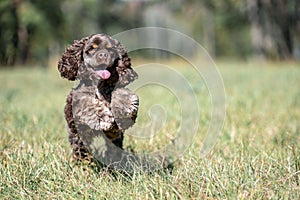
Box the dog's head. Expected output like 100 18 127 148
58 34 137 86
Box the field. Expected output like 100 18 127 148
0 61 299 199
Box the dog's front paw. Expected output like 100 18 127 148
94 101 114 131
98 117 114 131
111 88 139 130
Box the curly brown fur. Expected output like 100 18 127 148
58 34 138 161
58 37 89 80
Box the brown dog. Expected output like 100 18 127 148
58 34 138 161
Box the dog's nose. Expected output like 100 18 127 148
96 49 110 64
98 52 108 58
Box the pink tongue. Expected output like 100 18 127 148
96 70 111 79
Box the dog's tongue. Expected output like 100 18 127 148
96 70 111 79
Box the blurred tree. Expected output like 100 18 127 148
0 0 64 66
247 0 300 60
0 0 20 66
95 0 144 34
178 0 250 59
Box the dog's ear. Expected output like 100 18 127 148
116 54 138 87
58 37 89 80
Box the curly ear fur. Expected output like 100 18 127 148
111 39 138 87
58 37 89 80
116 54 138 87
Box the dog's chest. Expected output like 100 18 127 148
72 85 110 109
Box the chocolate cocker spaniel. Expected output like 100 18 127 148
58 34 139 161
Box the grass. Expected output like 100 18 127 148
0 61 299 199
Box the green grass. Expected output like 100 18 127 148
0 61 299 199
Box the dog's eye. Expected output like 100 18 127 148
86 45 98 54
92 44 98 49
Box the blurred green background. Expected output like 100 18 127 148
0 0 300 67
1 1 300 198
